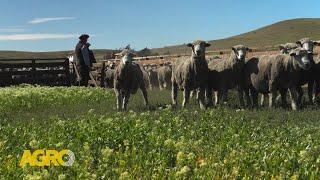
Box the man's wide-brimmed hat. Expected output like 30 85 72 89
79 34 89 40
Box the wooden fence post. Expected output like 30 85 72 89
31 59 36 85
65 58 71 86
100 62 106 87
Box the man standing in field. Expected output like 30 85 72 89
75 34 95 86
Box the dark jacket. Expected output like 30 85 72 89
75 41 96 67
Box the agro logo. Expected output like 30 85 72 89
19 149 75 167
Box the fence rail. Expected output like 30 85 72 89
0 58 70 87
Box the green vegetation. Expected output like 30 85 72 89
1 86 320 179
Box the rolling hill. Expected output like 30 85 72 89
0 18 320 59
151 18 320 55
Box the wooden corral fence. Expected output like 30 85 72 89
70 61 107 87
0 58 70 87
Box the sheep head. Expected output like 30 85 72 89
296 38 320 53
279 43 298 54
187 40 211 57
117 49 136 65
231 45 251 61
289 48 312 70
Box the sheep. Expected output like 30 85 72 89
103 63 116 88
141 68 151 90
147 68 159 90
157 65 172 90
314 56 320 101
260 43 299 106
244 48 312 110
295 38 320 104
207 45 251 107
296 38 320 53
104 68 115 88
171 40 211 109
114 49 148 110
261 39 320 107
279 43 299 54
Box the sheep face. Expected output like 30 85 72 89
109 62 116 69
232 45 251 61
279 43 298 54
147 69 153 76
121 54 134 65
296 38 320 53
187 40 211 57
117 49 135 65
290 48 312 70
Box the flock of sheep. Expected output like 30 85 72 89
104 38 320 111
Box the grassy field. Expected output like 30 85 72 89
1 86 320 179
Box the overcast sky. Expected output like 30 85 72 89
0 0 319 52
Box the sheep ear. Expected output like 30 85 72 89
296 41 302 47
289 51 296 56
186 43 193 47
314 41 320 46
279 45 285 50
232 47 236 51
205 42 211 47
246 47 252 52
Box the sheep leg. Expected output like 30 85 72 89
222 89 228 105
250 88 259 109
182 88 191 109
158 80 161 90
159 82 164 90
140 86 149 108
308 81 315 104
314 79 320 103
260 94 265 107
165 82 169 89
158 78 163 90
244 88 251 108
275 94 282 103
190 89 198 100
206 87 214 107
260 94 264 106
214 91 217 105
237 87 245 108
196 90 199 101
280 88 288 108
115 89 123 110
296 86 303 109
198 88 206 110
172 82 178 106
190 90 194 99
122 91 130 110
268 91 277 108
268 81 277 108
289 87 298 111
215 91 220 105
